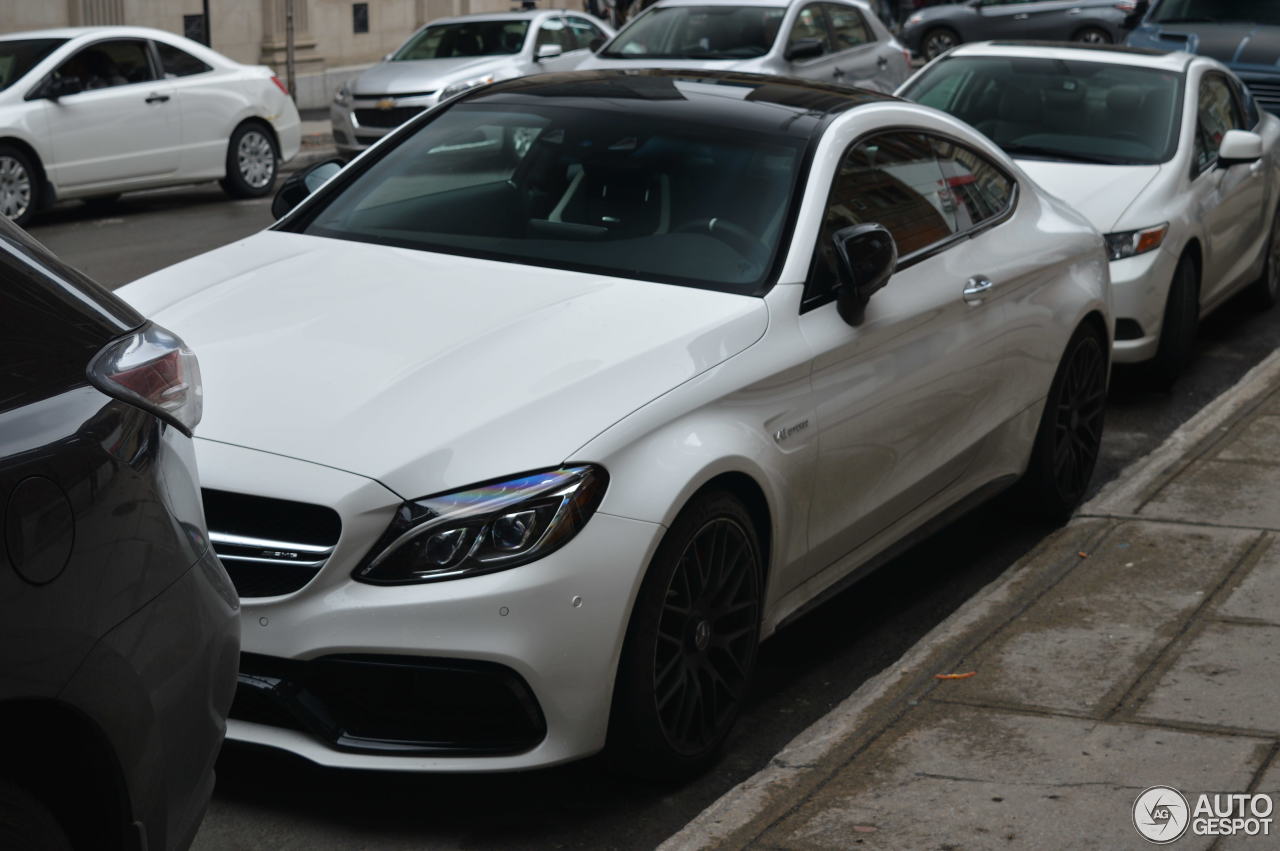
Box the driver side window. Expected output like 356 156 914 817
1195 73 1245 174
788 5 831 58
54 39 154 91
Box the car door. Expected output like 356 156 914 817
819 2 891 91
151 38 226 178
1193 70 1267 303
565 15 610 56
39 38 179 189
974 0 1054 39
795 130 1016 586
783 3 841 82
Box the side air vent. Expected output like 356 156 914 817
203 489 341 598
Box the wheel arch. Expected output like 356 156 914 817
0 698 131 850
225 115 280 172
683 470 773 591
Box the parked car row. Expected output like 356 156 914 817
3 1 1280 845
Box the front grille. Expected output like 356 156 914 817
231 653 547 755
1242 76 1280 115
203 489 340 598
354 106 425 128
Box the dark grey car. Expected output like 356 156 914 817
902 0 1133 58
0 218 239 850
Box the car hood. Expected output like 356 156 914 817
352 56 511 93
1014 160 1161 233
117 232 768 499
1134 21 1280 67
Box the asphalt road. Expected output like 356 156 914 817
26 184 1280 850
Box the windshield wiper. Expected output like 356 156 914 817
1001 144 1138 165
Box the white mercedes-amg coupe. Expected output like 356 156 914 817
119 70 1111 778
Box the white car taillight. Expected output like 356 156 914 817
87 323 203 435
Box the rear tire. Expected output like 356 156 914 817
922 27 960 60
1149 255 1200 388
0 779 72 851
0 143 40 227
607 491 762 780
1072 27 1112 44
220 122 279 198
1016 322 1108 523
1246 206 1280 310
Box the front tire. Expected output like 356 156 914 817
1017 322 1108 522
0 144 40 227
0 779 72 851
1246 206 1280 310
1072 27 1112 44
220 122 279 198
607 491 762 780
1150 255 1200 387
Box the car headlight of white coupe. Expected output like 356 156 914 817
1104 223 1168 261
441 74 496 99
354 465 608 584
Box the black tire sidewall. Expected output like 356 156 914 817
924 28 959 59
607 491 762 779
0 779 72 851
223 122 278 198
1074 27 1112 43
0 143 40 227
1151 256 1199 386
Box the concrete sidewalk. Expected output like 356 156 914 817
664 350 1280 850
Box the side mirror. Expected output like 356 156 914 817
589 36 606 52
1218 129 1264 168
536 43 563 60
785 39 824 62
831 223 898 325
272 158 344 219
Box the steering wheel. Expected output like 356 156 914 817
674 217 770 260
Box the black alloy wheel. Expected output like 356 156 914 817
608 492 762 779
1018 323 1108 521
0 778 72 851
1247 206 1280 310
923 27 960 59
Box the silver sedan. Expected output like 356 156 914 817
330 10 613 158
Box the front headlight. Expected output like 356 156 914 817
1104 223 1169 261
906 13 924 25
354 465 608 585
441 74 496 99
333 83 352 107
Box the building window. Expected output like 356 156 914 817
353 3 369 34
183 13 208 45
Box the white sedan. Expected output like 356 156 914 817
0 26 301 225
900 42 1280 384
120 69 1109 777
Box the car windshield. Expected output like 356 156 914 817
292 101 805 291
902 56 1184 166
1151 0 1280 26
600 6 786 59
0 38 67 91
392 20 529 60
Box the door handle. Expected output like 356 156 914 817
962 276 995 304
145 93 170 104
833 67 845 78
877 55 888 68
1067 7 1083 14
1012 13 1029 20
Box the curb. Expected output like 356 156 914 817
658 345 1280 851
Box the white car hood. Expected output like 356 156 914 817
118 232 768 499
1014 160 1162 233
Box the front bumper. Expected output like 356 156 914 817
1107 245 1179 364
227 509 664 771
330 91 441 157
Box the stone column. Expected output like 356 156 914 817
259 0 324 75
67 0 124 25
416 0 471 26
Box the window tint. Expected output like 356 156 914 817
788 5 831 56
56 39 154 90
1229 75 1261 128
0 38 66 92
566 17 607 50
812 132 1013 292
1197 73 1245 172
393 21 529 59
602 5 786 60
155 41 212 77
822 3 871 50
